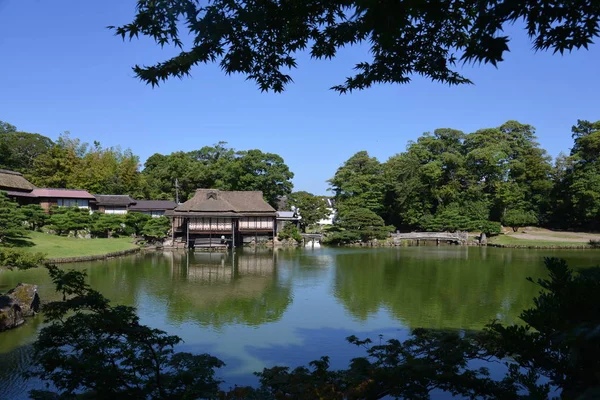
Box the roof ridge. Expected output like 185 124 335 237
0 169 24 176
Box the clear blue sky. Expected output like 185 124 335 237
1 1 599 195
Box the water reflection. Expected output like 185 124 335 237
157 250 292 328
331 247 592 330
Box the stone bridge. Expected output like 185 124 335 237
391 231 469 244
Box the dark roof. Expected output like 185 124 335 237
129 200 177 211
5 190 37 198
31 188 96 199
94 195 136 207
0 169 34 192
175 189 276 214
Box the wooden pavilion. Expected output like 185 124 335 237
167 189 277 249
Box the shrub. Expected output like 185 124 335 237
49 207 91 236
90 214 126 238
20 204 49 231
124 212 151 236
277 224 302 242
141 216 171 241
334 208 394 242
0 248 46 270
501 209 538 232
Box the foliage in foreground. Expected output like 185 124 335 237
29 258 600 399
28 265 224 399
112 1 599 92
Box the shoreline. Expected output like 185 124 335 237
46 247 142 264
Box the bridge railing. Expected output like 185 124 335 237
391 232 469 242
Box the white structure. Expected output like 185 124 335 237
317 198 336 226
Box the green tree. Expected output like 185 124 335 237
20 204 49 231
277 223 302 243
141 216 171 241
501 209 538 232
330 208 394 243
329 151 385 215
0 192 27 244
30 134 143 195
124 212 152 236
550 120 600 230
0 120 17 134
0 131 54 174
112 1 599 92
142 151 203 201
90 214 126 238
30 133 83 188
28 265 224 399
49 207 91 236
221 149 294 207
288 191 329 232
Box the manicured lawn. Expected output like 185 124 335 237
21 231 138 259
488 235 589 248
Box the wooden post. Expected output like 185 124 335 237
231 220 235 249
171 217 175 244
186 218 189 249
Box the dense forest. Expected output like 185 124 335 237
329 120 600 234
1 119 599 232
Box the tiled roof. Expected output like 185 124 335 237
129 200 177 211
175 189 276 214
31 188 96 199
94 195 137 207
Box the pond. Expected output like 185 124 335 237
0 247 598 398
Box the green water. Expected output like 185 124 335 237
0 247 598 398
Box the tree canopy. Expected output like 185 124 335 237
112 1 600 92
331 120 557 234
142 144 294 207
0 120 54 174
288 191 329 232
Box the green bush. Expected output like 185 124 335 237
0 248 46 270
124 212 152 236
277 224 302 242
49 207 91 236
141 216 171 241
20 204 49 231
501 209 538 232
328 208 394 244
90 214 126 238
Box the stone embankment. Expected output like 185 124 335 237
0 283 40 331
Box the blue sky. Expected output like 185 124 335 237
1 0 599 195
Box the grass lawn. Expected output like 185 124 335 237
21 231 138 259
488 235 589 248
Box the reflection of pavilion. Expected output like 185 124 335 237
160 249 291 328
169 250 277 283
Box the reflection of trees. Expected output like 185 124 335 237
333 248 550 330
159 249 292 328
